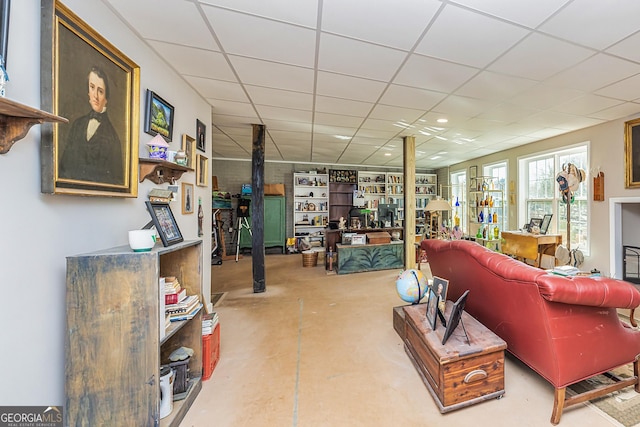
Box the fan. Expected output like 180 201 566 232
555 163 586 265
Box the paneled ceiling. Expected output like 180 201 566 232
104 0 640 169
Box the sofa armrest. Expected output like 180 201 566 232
536 274 640 308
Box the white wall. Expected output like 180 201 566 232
448 117 640 274
0 0 211 405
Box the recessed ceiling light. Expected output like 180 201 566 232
437 118 448 123
334 135 351 140
384 153 392 156
430 155 441 160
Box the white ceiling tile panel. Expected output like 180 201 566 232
448 0 570 28
313 112 365 128
589 102 640 121
198 0 318 27
507 84 584 110
546 54 640 92
538 0 640 50
455 71 538 102
316 72 387 103
553 94 623 116
488 33 594 81
368 104 425 124
318 34 408 81
210 100 258 118
228 57 315 93
245 86 313 110
314 96 374 117
148 41 232 81
379 84 446 110
186 77 248 102
394 54 479 93
606 32 640 63
321 0 441 50
595 74 640 102
109 0 219 48
415 4 528 68
202 7 317 67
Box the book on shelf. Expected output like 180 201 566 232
166 295 199 315
165 288 187 305
169 303 203 322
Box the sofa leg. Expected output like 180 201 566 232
551 387 565 425
635 359 640 393
631 308 638 327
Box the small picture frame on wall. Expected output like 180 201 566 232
625 118 640 188
196 119 206 152
181 134 196 169
182 182 194 214
144 89 174 142
196 154 208 187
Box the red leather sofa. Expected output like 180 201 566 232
421 239 640 424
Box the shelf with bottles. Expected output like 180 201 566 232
468 176 504 240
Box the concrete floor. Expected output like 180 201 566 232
180 254 619 427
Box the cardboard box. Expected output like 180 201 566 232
265 183 285 196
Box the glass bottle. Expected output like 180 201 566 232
197 197 204 237
493 212 498 223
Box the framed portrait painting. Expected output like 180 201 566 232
625 118 640 188
196 119 206 152
40 0 140 197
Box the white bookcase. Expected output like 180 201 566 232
293 172 329 246
357 171 387 217
386 172 404 224
415 173 437 234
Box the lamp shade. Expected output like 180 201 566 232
427 199 451 212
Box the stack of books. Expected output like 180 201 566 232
202 312 219 336
550 265 580 276
166 295 201 322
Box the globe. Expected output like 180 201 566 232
396 269 428 304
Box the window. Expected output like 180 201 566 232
483 161 507 234
518 144 589 254
450 171 467 233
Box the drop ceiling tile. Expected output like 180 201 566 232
314 112 365 128
314 96 374 117
268 130 312 143
198 0 318 27
589 102 640 121
245 86 313 110
316 71 387 103
432 95 498 118
538 0 640 50
211 114 257 127
210 100 258 118
228 56 314 93
553 94 623 116
360 118 407 133
455 71 538 102
488 33 593 81
394 54 479 93
203 7 316 67
319 34 407 81
606 32 640 63
507 84 583 110
553 116 605 131
107 0 219 48
379 84 446 111
448 0 568 28
312 124 359 137
186 77 247 101
595 74 640 102
321 0 440 50
148 41 232 81
368 104 425 124
416 4 528 68
477 103 540 123
546 53 640 92
354 127 400 140
261 119 313 132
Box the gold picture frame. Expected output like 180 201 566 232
181 134 196 169
625 117 640 188
181 182 194 214
196 154 208 187
40 0 140 197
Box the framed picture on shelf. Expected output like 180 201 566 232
144 89 174 142
540 214 553 235
425 287 438 331
196 154 208 187
432 276 448 313
145 201 183 247
181 134 196 169
40 1 140 197
182 182 194 214
196 119 206 152
442 290 470 345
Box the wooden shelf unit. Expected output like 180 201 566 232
0 96 68 154
139 158 193 184
65 240 204 427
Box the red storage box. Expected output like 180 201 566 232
202 323 220 380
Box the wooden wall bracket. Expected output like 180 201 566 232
139 158 192 184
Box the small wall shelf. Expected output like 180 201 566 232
0 97 68 154
139 158 192 184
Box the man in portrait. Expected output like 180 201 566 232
59 65 123 185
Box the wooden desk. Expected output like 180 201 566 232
501 231 562 268
402 303 506 413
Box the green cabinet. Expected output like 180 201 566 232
239 196 286 252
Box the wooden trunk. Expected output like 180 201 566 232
403 303 506 413
366 231 391 244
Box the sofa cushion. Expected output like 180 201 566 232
537 274 640 309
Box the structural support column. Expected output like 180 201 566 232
403 136 416 269
251 124 266 293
